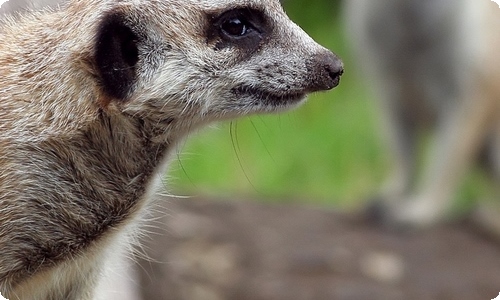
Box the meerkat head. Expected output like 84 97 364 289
92 0 343 126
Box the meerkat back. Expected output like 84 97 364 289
0 0 342 299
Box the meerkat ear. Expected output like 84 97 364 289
94 13 139 100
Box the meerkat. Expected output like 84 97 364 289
344 0 500 228
0 0 343 299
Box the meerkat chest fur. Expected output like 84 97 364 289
0 0 342 299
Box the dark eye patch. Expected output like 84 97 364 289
206 8 270 52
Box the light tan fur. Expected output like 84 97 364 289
344 0 500 227
0 0 343 299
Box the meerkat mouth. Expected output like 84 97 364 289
233 86 306 106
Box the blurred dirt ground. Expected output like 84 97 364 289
129 197 500 300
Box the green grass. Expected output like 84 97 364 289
167 2 390 207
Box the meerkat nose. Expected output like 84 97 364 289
309 51 344 91
325 53 344 89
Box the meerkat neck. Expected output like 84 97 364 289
3 105 176 293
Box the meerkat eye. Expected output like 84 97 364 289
221 17 251 37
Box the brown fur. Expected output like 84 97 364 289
0 0 342 299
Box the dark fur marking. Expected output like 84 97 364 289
206 7 271 54
95 12 139 100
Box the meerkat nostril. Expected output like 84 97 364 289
327 59 344 78
323 54 344 89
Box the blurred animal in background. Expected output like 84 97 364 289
344 0 500 231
